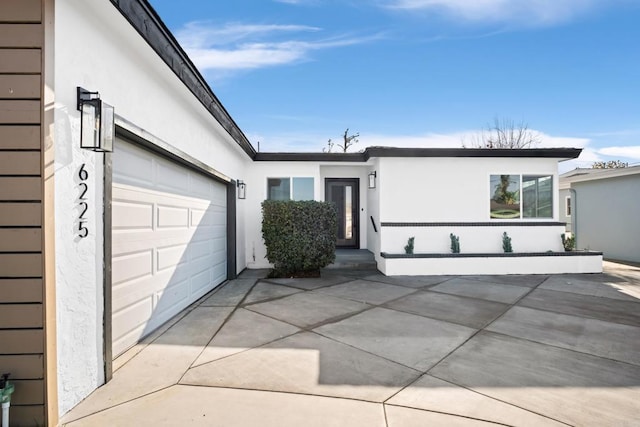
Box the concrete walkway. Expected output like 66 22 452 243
62 261 640 426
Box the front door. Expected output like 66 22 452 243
325 178 359 248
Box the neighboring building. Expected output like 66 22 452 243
560 165 640 263
0 0 600 425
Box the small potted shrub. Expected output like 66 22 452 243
450 233 460 253
502 232 513 253
404 237 415 254
561 233 575 251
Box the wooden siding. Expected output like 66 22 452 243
0 1 50 425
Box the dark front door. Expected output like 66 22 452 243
325 178 359 248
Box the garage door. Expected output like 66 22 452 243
111 138 227 358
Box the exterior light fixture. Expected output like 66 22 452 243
77 86 115 152
368 171 377 189
237 180 246 199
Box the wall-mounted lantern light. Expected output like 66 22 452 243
368 171 377 189
237 180 246 199
77 86 115 152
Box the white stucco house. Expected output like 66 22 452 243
560 165 640 264
0 0 602 424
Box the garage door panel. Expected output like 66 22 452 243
112 138 227 359
113 324 147 358
113 144 154 188
188 239 213 261
211 248 226 266
113 230 195 250
189 173 214 199
211 263 227 285
156 244 188 271
112 249 153 286
112 200 154 230
156 160 189 192
191 206 225 227
153 280 189 318
112 275 158 314
156 205 190 229
190 269 213 295
112 298 153 347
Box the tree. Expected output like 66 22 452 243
323 128 359 153
462 118 541 149
591 160 628 169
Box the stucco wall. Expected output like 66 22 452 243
559 188 572 232
573 174 640 262
377 156 565 255
243 162 374 268
366 160 381 261
379 157 559 222
54 0 250 415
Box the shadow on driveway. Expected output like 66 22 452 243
62 263 640 426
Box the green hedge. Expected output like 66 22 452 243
262 200 338 276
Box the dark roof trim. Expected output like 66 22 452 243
254 147 583 162
254 152 364 162
110 0 257 159
365 147 582 160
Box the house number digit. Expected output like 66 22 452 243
78 164 89 238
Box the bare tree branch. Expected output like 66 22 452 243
324 128 359 153
466 117 540 149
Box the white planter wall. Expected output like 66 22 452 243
380 254 603 276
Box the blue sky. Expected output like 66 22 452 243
148 0 640 171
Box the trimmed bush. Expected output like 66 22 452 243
502 232 513 253
262 200 338 276
450 233 460 253
404 237 415 254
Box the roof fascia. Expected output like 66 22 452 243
109 0 257 159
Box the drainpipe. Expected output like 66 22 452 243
0 373 14 427
569 188 577 249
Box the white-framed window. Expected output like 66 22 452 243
490 174 553 219
565 195 571 217
267 177 314 201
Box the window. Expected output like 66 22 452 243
523 175 552 218
490 174 553 219
565 196 571 216
267 177 314 201
490 174 520 219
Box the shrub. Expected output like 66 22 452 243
450 233 460 253
502 232 513 253
561 233 575 251
262 200 337 276
404 237 415 254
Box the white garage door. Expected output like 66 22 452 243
111 139 227 358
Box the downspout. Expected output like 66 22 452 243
569 188 577 249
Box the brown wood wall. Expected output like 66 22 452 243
0 0 51 425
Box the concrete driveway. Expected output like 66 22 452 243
62 262 640 426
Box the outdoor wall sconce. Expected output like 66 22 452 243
77 86 115 152
368 171 377 189
237 180 246 199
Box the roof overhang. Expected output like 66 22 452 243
254 147 583 162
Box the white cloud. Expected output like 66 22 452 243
176 21 378 71
597 146 640 160
384 0 607 27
